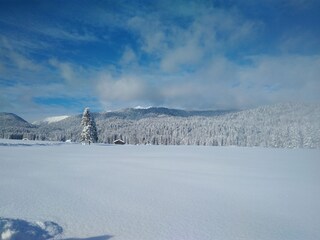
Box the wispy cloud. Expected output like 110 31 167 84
0 37 41 71
39 27 99 42
49 59 80 85
125 6 261 72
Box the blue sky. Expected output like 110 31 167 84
0 0 319 121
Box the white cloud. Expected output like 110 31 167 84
126 6 261 74
127 15 168 54
237 55 320 103
160 39 203 72
160 54 320 110
49 59 76 84
48 58 96 90
97 72 147 102
92 51 320 111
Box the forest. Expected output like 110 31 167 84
1 103 319 148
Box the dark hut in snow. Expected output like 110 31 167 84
114 139 125 145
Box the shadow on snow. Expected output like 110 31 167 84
0 217 112 240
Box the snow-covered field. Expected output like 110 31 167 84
1 139 320 240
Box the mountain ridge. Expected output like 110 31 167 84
33 115 70 125
0 112 34 128
99 107 234 120
1 103 319 148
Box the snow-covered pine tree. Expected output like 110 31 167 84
81 107 98 144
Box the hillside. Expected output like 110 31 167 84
0 112 33 128
99 107 233 120
1 103 320 148
0 113 36 139
95 103 320 148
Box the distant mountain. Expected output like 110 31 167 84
33 115 70 125
1 103 320 148
0 113 33 128
98 107 233 120
0 112 36 139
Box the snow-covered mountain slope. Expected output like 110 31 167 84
0 113 36 140
1 141 319 239
0 113 33 128
100 106 233 120
1 103 319 148
133 105 153 109
33 115 69 125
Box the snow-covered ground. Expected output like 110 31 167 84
0 139 319 240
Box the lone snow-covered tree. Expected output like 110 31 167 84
81 107 98 144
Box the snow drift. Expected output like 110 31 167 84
1 139 319 239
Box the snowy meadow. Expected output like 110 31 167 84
0 139 320 240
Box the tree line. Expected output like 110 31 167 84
1 103 319 148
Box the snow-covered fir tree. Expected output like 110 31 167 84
81 107 98 144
